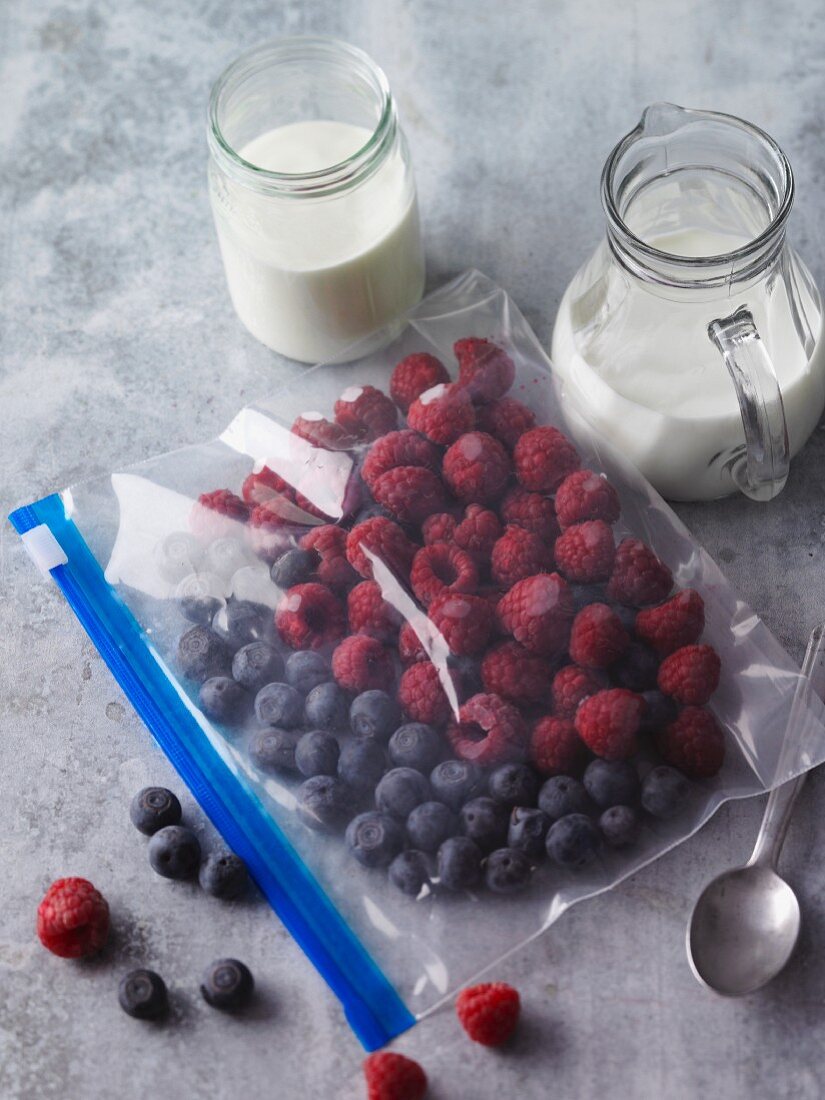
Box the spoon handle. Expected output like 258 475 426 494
748 624 825 869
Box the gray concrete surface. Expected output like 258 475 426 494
2 1 825 1097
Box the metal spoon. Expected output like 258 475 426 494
687 623 825 996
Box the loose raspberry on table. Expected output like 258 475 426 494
499 486 560 542
346 517 418 581
658 706 725 778
410 543 478 606
361 429 441 491
635 589 705 655
551 664 605 718
443 431 511 504
408 382 476 445
373 466 451 526
37 877 110 958
448 693 528 767
398 661 455 726
574 688 645 760
390 351 450 412
555 469 621 529
291 412 358 451
475 396 537 450
421 511 458 545
454 337 516 403
530 715 588 776
481 641 553 707
455 981 521 1046
606 538 673 607
300 525 357 591
568 603 630 669
332 635 395 693
190 489 250 540
399 620 429 664
657 644 721 705
513 425 580 492
334 385 398 441
554 519 616 584
275 583 346 650
491 525 553 589
428 592 494 657
454 504 502 564
496 572 573 658
241 466 294 506
363 1051 428 1100
347 580 403 642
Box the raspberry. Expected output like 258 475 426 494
429 592 494 657
300 525 358 590
334 385 397 441
408 382 476 444
554 520 616 583
499 486 560 542
443 431 511 504
410 543 478 606
568 603 630 668
635 589 705 655
551 664 605 718
513 426 580 492
574 688 645 760
332 635 395 693
398 661 455 726
491 525 553 589
657 644 721 705
390 351 450 412
455 981 520 1046
37 877 110 958
241 466 294 506
530 715 588 776
346 517 417 581
606 538 673 607
497 572 573 658
293 490 330 522
421 511 458 545
347 580 402 641
246 502 295 562
555 469 621 529
399 620 428 664
190 489 249 540
454 338 515 403
275 583 346 650
475 396 537 450
448 693 528 766
363 1052 428 1100
361 429 441 491
658 706 725 778
373 466 451 526
291 412 357 451
454 504 502 564
480 641 553 707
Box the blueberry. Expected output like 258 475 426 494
176 572 225 625
203 537 252 579
177 626 232 683
485 847 533 894
639 690 678 735
406 801 457 852
388 723 443 773
538 775 592 820
254 682 303 728
154 531 202 583
338 739 387 791
130 787 182 836
437 836 483 890
295 730 340 778
600 805 641 847
198 676 248 724
148 825 201 880
199 851 249 898
388 850 431 896
571 583 604 612
507 806 550 858
118 969 168 1019
546 813 601 867
611 603 638 634
488 763 540 807
304 681 348 731
285 650 329 694
612 642 659 691
583 759 640 809
297 775 351 831
641 765 691 819
271 547 319 589
375 767 431 818
460 796 509 852
212 599 271 650
248 727 300 774
429 759 485 811
350 690 401 742
232 642 284 693
200 958 254 1011
346 811 404 867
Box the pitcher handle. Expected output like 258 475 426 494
707 306 790 502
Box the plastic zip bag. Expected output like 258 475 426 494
10 269 825 1050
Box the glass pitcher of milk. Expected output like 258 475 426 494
551 103 825 502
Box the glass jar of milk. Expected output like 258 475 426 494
207 38 425 363
552 103 825 502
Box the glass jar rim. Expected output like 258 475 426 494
207 36 396 198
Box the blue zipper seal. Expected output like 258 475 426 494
9 494 414 1051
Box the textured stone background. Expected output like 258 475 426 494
2 1 825 1097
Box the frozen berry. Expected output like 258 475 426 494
388 723 443 773
454 503 502 564
638 689 678 735
373 465 450 526
641 765 691 818
295 730 340 777
199 852 249 899
118 968 168 1019
285 650 328 694
363 1051 428 1100
583 758 640 808
538 775 592 820
398 620 428 665
148 825 201 880
555 520 616 584
599 805 640 848
430 759 485 811
491 525 553 589
499 486 559 542
460 796 509 851
254 682 303 728
199 676 248 724
350 690 401 742
389 850 431 896
346 516 417 581
347 580 402 641
202 537 253 582
241 465 292 505
612 642 660 692
658 706 725 778
200 958 254 1011
332 635 395 694
480 641 553 709
362 428 441 489
443 431 510 504
422 511 458 545
37 878 109 958
635 589 705 655
270 547 318 589
508 806 551 858
456 981 521 1045
375 767 431 819
291 412 357 450
276 583 346 650
475 396 536 449
546 813 600 867
574 688 645 760
408 381 476 444
154 531 203 583
398 662 454 727
606 538 673 607
454 337 515 403
390 351 450 411
304 681 348 730
300 525 358 591
551 664 604 719
130 787 182 836
232 641 284 693
555 469 621 529
212 600 272 651
437 835 483 890
177 625 231 683
297 775 351 831
568 603 629 669
530 716 587 777
428 592 494 658
485 847 532 894
658 644 721 706
338 739 387 791
248 727 300 774
411 543 478 606
190 490 249 540
406 801 457 852
514 426 580 492
176 573 225 626
488 763 540 807
448 693 527 767
334 385 397 440
346 811 404 868
496 572 573 658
